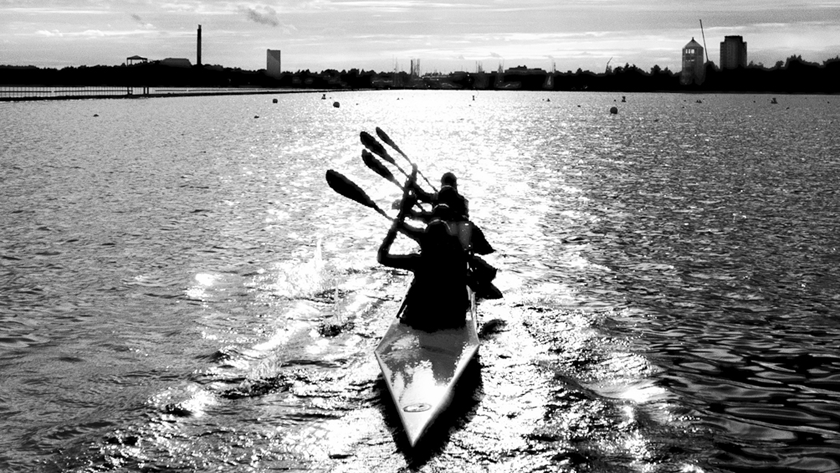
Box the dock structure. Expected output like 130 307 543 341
0 87 334 102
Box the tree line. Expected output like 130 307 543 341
1 55 838 93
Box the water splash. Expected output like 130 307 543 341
268 238 332 299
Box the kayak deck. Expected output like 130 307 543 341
374 297 479 447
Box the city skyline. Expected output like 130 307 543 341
2 1 839 74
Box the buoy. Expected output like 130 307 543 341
322 94 327 100
272 98 278 103
610 106 618 114
622 96 626 102
333 101 340 108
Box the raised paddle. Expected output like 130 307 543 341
361 150 402 189
375 127 437 192
325 169 429 245
325 169 390 219
361 150 430 212
360 131 409 177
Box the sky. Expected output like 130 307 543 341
1 1 839 74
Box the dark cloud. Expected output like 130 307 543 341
130 13 153 29
241 6 280 27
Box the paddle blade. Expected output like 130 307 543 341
477 282 504 300
360 131 396 165
467 256 503 300
470 223 495 255
375 127 401 153
325 169 387 217
470 255 498 281
361 150 401 188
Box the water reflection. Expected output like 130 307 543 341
3 92 839 472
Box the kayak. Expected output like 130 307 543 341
374 290 479 447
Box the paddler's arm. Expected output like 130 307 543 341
410 181 436 204
393 219 425 243
377 219 419 271
393 182 427 242
378 183 422 270
404 207 433 224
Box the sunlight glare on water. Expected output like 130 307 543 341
0 91 838 472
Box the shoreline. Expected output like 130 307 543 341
1 88 837 102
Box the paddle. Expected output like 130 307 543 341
359 131 408 177
361 149 431 212
375 127 437 192
325 169 390 219
361 149 402 189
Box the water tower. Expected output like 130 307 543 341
681 37 705 85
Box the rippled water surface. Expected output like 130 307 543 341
1 91 839 472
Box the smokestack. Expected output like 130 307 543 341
197 25 202 66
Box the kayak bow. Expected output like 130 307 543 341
374 290 479 447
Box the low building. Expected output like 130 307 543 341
505 65 546 74
159 58 192 68
126 55 148 65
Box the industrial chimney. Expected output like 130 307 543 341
197 25 202 66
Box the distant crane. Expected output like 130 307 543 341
605 57 613 74
699 20 710 63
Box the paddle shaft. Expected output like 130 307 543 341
361 150 429 212
360 132 410 178
375 127 438 192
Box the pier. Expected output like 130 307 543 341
0 86 333 102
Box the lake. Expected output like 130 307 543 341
1 90 839 472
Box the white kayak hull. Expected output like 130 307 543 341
374 294 479 447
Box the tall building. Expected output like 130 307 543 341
410 59 421 77
266 49 282 79
720 36 747 69
681 37 706 85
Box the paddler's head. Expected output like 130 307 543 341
420 218 458 257
441 172 457 189
436 186 458 207
430 203 455 223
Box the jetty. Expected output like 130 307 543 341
0 86 335 102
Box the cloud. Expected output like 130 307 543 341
36 30 63 38
130 13 154 29
241 6 280 26
80 30 106 38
